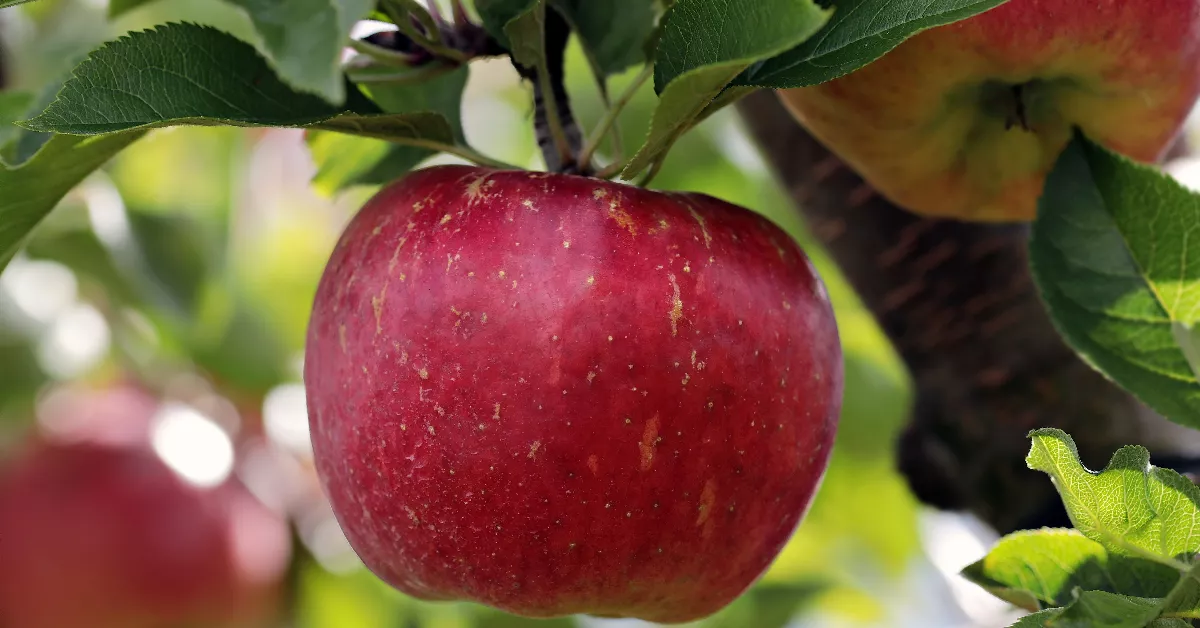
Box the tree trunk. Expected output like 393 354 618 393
737 90 1196 533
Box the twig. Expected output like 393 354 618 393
531 4 572 169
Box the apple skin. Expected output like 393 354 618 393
778 0 1200 222
305 165 843 623
0 386 291 628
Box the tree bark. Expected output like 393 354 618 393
738 90 1196 533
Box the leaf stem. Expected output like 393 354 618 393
347 39 422 67
578 63 652 173
399 138 519 170
384 0 445 46
637 154 666 188
382 0 470 63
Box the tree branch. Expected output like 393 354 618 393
737 90 1200 533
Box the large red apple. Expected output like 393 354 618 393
305 165 843 622
0 386 291 628
778 0 1200 222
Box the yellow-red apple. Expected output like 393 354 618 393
778 0 1200 221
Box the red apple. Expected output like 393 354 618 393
778 0 1200 222
0 386 291 628
305 165 843 622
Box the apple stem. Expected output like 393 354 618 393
579 63 654 174
1006 84 1031 132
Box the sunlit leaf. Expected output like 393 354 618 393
1025 429 1200 567
1030 134 1200 426
963 529 1178 611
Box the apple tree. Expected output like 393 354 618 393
1 0 1200 626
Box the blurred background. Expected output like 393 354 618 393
10 1 1195 626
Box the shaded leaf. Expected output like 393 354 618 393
225 0 374 103
1011 609 1063 627
476 0 548 69
108 0 157 17
623 0 829 178
1025 429 1200 566
476 0 538 51
550 0 658 76
124 211 214 316
1029 133 1200 426
306 65 468 193
307 131 401 195
0 131 144 273
1051 591 1161 628
736 0 1010 88
963 529 1179 611
21 24 455 145
1 81 61 167
1174 322 1200 384
0 91 33 153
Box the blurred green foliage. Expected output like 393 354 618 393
0 1 921 625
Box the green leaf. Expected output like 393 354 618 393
550 0 658 76
0 91 33 154
125 211 214 316
0 0 37 8
1157 562 1200 620
736 0 1010 88
1174 322 1200 384
622 0 829 178
108 0 157 17
224 0 374 103
1029 133 1200 426
963 529 1179 611
476 0 548 69
20 23 455 146
1045 585 1196 628
1005 591 1189 628
476 0 537 51
1011 609 1063 627
1052 591 1162 628
1025 429 1200 567
0 131 144 272
307 131 399 195
1 81 61 167
306 65 468 193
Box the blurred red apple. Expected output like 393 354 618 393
778 0 1200 221
305 166 843 622
0 385 291 628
